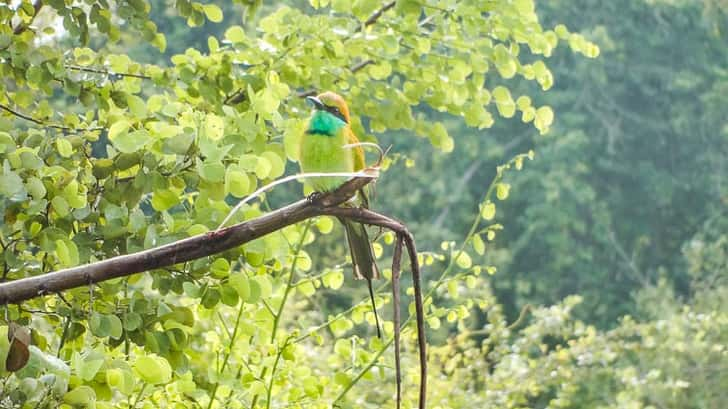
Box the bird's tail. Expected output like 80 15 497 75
340 218 381 338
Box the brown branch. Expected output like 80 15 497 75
360 1 397 31
0 174 427 408
65 65 152 80
318 207 426 409
0 104 45 126
0 103 104 133
0 176 372 305
391 234 404 409
350 59 374 73
0 175 427 408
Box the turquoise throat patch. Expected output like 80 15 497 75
307 110 347 136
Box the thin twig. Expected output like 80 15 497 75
250 221 313 409
360 2 397 31
0 103 104 133
207 299 246 409
65 65 153 80
216 170 378 230
350 59 374 73
391 234 404 409
321 207 426 409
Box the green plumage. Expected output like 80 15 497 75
300 110 352 192
300 100 382 337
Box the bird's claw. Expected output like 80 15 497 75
306 191 324 203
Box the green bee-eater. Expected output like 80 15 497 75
299 91 381 337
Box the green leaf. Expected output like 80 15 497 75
225 169 250 198
262 151 285 178
481 201 496 221
199 161 225 183
252 275 272 299
298 280 315 297
74 350 105 381
229 273 251 302
316 216 334 234
56 138 73 157
0 132 15 153
254 156 271 179
151 189 179 212
534 106 554 134
133 355 172 385
473 234 485 255
126 94 148 117
111 129 149 153
0 172 24 197
108 120 130 140
25 177 46 200
225 26 246 43
124 312 142 331
204 114 225 140
210 258 230 279
492 86 516 118
203 4 223 22
55 239 79 267
322 270 344 290
64 385 96 405
89 312 109 337
496 183 511 200
247 278 261 303
107 315 123 339
455 251 472 269
106 366 135 395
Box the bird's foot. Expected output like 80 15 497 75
306 191 324 204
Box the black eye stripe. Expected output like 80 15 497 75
324 104 348 123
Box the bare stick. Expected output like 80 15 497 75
216 170 378 230
392 234 404 409
360 1 397 31
342 142 385 167
317 207 427 409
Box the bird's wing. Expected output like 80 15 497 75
346 128 366 171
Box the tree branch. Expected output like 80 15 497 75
360 2 397 31
0 174 428 409
391 234 404 409
320 207 426 409
65 65 152 80
0 103 104 133
0 176 371 305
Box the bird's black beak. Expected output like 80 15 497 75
305 96 325 110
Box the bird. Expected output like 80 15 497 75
299 91 382 337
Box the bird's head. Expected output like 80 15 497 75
306 91 351 124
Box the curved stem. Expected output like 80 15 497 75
329 153 529 408
270 221 313 342
207 299 246 409
250 221 312 409
265 336 292 409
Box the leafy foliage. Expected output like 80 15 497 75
0 0 603 407
2 1 724 409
